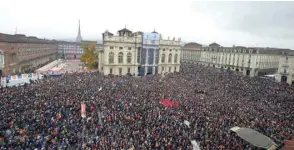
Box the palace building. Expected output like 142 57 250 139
98 27 181 76
181 42 294 84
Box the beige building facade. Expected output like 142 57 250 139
278 51 294 84
98 28 142 76
181 42 288 77
158 37 181 74
98 28 181 76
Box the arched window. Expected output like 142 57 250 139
161 54 166 63
127 52 132 63
168 53 172 63
109 52 114 64
174 54 178 63
118 52 123 63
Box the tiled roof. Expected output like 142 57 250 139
118 28 132 33
209 42 220 47
103 30 114 36
184 42 202 47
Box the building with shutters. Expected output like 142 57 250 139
181 42 293 78
0 33 58 76
181 42 202 64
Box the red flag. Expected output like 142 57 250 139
160 99 180 108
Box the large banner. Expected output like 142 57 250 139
81 104 86 118
22 74 28 79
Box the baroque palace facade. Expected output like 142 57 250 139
98 28 181 76
181 42 294 84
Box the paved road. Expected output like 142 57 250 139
64 60 84 71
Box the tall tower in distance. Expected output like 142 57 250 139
76 19 83 42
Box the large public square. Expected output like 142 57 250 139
0 63 293 149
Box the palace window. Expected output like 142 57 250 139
174 54 178 63
119 47 123 50
110 46 114 49
118 52 123 63
110 68 113 74
161 54 166 63
108 52 114 64
128 47 132 50
128 68 131 73
127 52 132 63
137 48 141 63
168 53 172 63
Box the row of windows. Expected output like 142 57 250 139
58 48 83 50
161 53 178 63
110 46 132 50
108 67 177 75
58 45 81 48
109 52 132 64
162 66 177 72
202 48 255 53
58 51 83 54
162 49 178 52
109 46 179 52
108 52 179 64
109 67 131 75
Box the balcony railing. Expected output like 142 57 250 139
282 64 289 67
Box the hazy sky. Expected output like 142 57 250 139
0 0 293 49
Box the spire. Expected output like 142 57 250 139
152 28 158 34
15 26 17 34
76 19 83 42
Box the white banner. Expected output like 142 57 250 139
191 140 200 150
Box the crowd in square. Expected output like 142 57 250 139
0 63 293 149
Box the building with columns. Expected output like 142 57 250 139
98 28 181 76
158 36 181 74
140 31 160 75
98 28 142 76
181 42 202 64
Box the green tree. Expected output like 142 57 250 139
80 43 97 69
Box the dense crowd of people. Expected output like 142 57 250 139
0 63 293 149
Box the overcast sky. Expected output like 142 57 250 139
0 0 293 49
